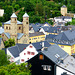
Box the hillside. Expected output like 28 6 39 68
0 0 75 23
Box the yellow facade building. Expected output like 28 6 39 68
29 32 45 43
46 30 75 55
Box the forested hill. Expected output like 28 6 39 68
0 0 75 23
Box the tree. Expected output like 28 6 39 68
4 38 15 48
0 22 2 27
24 1 34 12
0 50 10 66
35 2 44 16
0 63 31 75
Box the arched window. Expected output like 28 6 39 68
6 26 8 29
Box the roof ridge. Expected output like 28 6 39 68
63 32 69 41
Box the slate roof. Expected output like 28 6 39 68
4 33 24 39
41 26 50 32
4 20 22 25
0 27 4 34
42 44 68 64
47 27 61 33
59 55 75 74
7 41 51 57
23 13 29 17
45 34 57 40
16 43 29 53
32 41 51 50
0 38 2 45
17 41 51 52
61 5 67 8
11 13 17 18
54 30 75 41
29 32 45 37
17 33 24 40
41 44 75 74
4 33 10 39
7 45 20 57
32 25 41 32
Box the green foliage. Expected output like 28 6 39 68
65 19 75 26
4 38 15 48
0 22 2 27
65 22 71 26
46 19 54 25
0 0 75 23
0 63 31 75
0 50 10 66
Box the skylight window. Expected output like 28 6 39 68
55 54 60 58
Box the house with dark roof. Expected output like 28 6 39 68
46 30 75 55
0 38 4 50
39 26 61 35
7 41 51 64
28 44 75 75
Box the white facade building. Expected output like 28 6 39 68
0 9 4 17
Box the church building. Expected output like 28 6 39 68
2 13 29 44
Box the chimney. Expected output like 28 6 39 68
41 42 44 51
42 42 44 48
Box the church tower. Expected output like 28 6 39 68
22 12 29 44
61 5 67 16
10 13 17 43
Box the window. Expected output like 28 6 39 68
61 46 64 48
71 45 74 49
29 46 33 48
71 49 74 54
39 54 44 60
19 27 21 30
26 22 28 24
26 18 28 20
31 52 35 55
42 65 51 71
6 26 8 29
21 59 24 62
9 27 10 29
15 18 16 21
24 53 26 55
27 51 30 55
